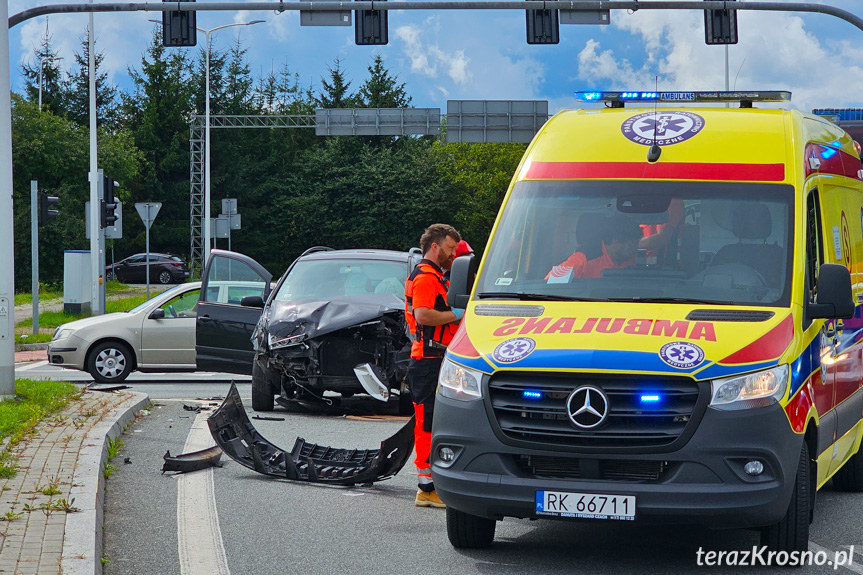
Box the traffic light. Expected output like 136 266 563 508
162 0 197 47
704 0 738 45
526 5 559 45
355 0 387 45
38 190 59 226
101 176 119 229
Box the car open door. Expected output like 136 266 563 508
196 249 272 375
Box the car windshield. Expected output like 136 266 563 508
126 284 190 313
477 180 794 307
274 258 407 301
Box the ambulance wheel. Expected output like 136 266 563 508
251 361 275 412
446 507 496 549
761 442 810 553
833 447 863 492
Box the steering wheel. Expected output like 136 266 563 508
701 263 768 288
167 305 178 318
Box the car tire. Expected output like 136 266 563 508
446 507 496 549
87 341 134 383
760 442 810 553
832 447 863 492
158 269 173 284
106 270 115 282
251 360 275 411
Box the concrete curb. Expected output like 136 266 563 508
61 392 151 575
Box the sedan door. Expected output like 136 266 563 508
139 286 200 368
196 250 272 375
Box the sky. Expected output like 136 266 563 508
7 0 863 114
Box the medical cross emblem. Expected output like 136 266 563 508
493 337 537 364
659 341 705 369
621 111 704 146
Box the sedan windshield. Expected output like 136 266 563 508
274 259 408 301
478 180 794 307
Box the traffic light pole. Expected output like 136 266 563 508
87 9 101 317
30 181 39 337
0 0 14 396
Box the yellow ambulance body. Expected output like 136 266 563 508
434 93 863 553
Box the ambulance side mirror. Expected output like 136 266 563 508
447 254 476 309
809 264 855 320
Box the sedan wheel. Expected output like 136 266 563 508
158 269 173 284
106 270 116 281
87 341 133 383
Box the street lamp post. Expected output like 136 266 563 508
38 55 62 110
199 21 263 266
149 18 263 268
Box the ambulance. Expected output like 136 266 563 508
435 91 863 553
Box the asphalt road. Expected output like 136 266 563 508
16 364 863 574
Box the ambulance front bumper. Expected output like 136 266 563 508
431 395 802 529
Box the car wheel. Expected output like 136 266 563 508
87 341 133 383
251 360 275 411
158 269 173 284
446 507 496 549
761 442 810 553
832 446 863 492
106 270 115 281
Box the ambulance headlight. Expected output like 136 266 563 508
710 365 788 410
438 358 483 401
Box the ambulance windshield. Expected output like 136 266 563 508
478 181 794 307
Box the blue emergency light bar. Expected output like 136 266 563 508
575 90 792 108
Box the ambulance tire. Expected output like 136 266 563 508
832 447 863 492
446 507 496 549
251 361 275 412
760 442 810 553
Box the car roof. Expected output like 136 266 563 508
299 249 416 263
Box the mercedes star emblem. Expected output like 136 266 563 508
566 386 609 429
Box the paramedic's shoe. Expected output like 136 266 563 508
415 489 446 508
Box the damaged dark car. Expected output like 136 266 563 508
195 248 421 413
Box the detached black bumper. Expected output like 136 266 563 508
431 395 802 529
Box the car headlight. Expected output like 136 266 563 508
710 365 788 410
438 357 483 401
268 332 306 351
52 328 71 341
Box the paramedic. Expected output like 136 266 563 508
404 224 462 508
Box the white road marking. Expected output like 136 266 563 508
809 542 863 573
177 407 231 575
14 360 48 372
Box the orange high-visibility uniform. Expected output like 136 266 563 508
404 259 460 491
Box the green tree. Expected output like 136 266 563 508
120 29 195 258
357 55 411 109
63 32 121 130
12 95 142 287
316 58 357 108
20 25 65 116
433 142 527 254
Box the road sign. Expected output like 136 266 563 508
135 202 162 230
230 214 241 230
222 198 237 215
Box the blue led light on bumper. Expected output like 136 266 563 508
640 394 661 403
523 390 543 400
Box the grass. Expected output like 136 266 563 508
15 293 149 329
14 290 63 306
14 333 53 345
0 380 79 479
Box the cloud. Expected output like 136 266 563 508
394 19 471 85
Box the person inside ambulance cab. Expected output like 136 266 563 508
547 215 642 281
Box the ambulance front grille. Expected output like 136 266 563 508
515 455 669 481
488 372 701 449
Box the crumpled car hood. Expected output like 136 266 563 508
258 294 405 347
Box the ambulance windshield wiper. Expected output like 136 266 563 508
605 297 729 305
476 292 601 302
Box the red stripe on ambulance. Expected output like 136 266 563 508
720 314 794 364
524 161 786 182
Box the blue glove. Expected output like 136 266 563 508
452 308 465 320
